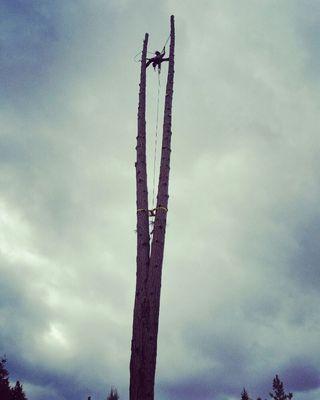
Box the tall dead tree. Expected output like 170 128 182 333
130 32 150 400
130 15 175 400
144 15 175 400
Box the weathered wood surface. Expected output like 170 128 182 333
130 15 175 400
130 32 150 400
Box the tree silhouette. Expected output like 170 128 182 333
269 375 293 400
242 375 293 400
107 387 119 400
241 387 251 400
0 357 11 400
11 381 27 400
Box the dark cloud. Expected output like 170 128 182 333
0 0 60 100
1 1 320 400
162 379 213 400
282 359 320 392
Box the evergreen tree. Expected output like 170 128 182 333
107 387 119 400
269 375 293 400
241 388 251 400
0 357 11 400
11 380 27 400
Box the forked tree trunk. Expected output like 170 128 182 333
130 32 150 400
130 15 175 400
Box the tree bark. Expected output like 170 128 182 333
130 15 175 400
143 15 175 400
129 32 150 400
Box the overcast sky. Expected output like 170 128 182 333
1 1 320 399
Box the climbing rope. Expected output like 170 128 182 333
133 50 154 63
150 33 171 210
151 71 161 210
134 32 171 228
133 51 141 63
162 33 171 50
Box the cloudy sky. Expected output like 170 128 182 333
1 1 320 399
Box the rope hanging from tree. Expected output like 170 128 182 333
134 32 171 221
151 71 161 210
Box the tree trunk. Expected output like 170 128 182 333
129 32 150 400
130 15 175 400
143 15 175 400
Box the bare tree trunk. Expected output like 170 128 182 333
130 32 150 400
144 15 175 400
130 15 175 400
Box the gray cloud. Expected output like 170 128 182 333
1 1 320 400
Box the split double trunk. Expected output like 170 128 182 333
130 15 175 400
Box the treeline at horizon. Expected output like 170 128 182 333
1 357 294 400
0 357 27 400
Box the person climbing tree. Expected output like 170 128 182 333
146 48 169 72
